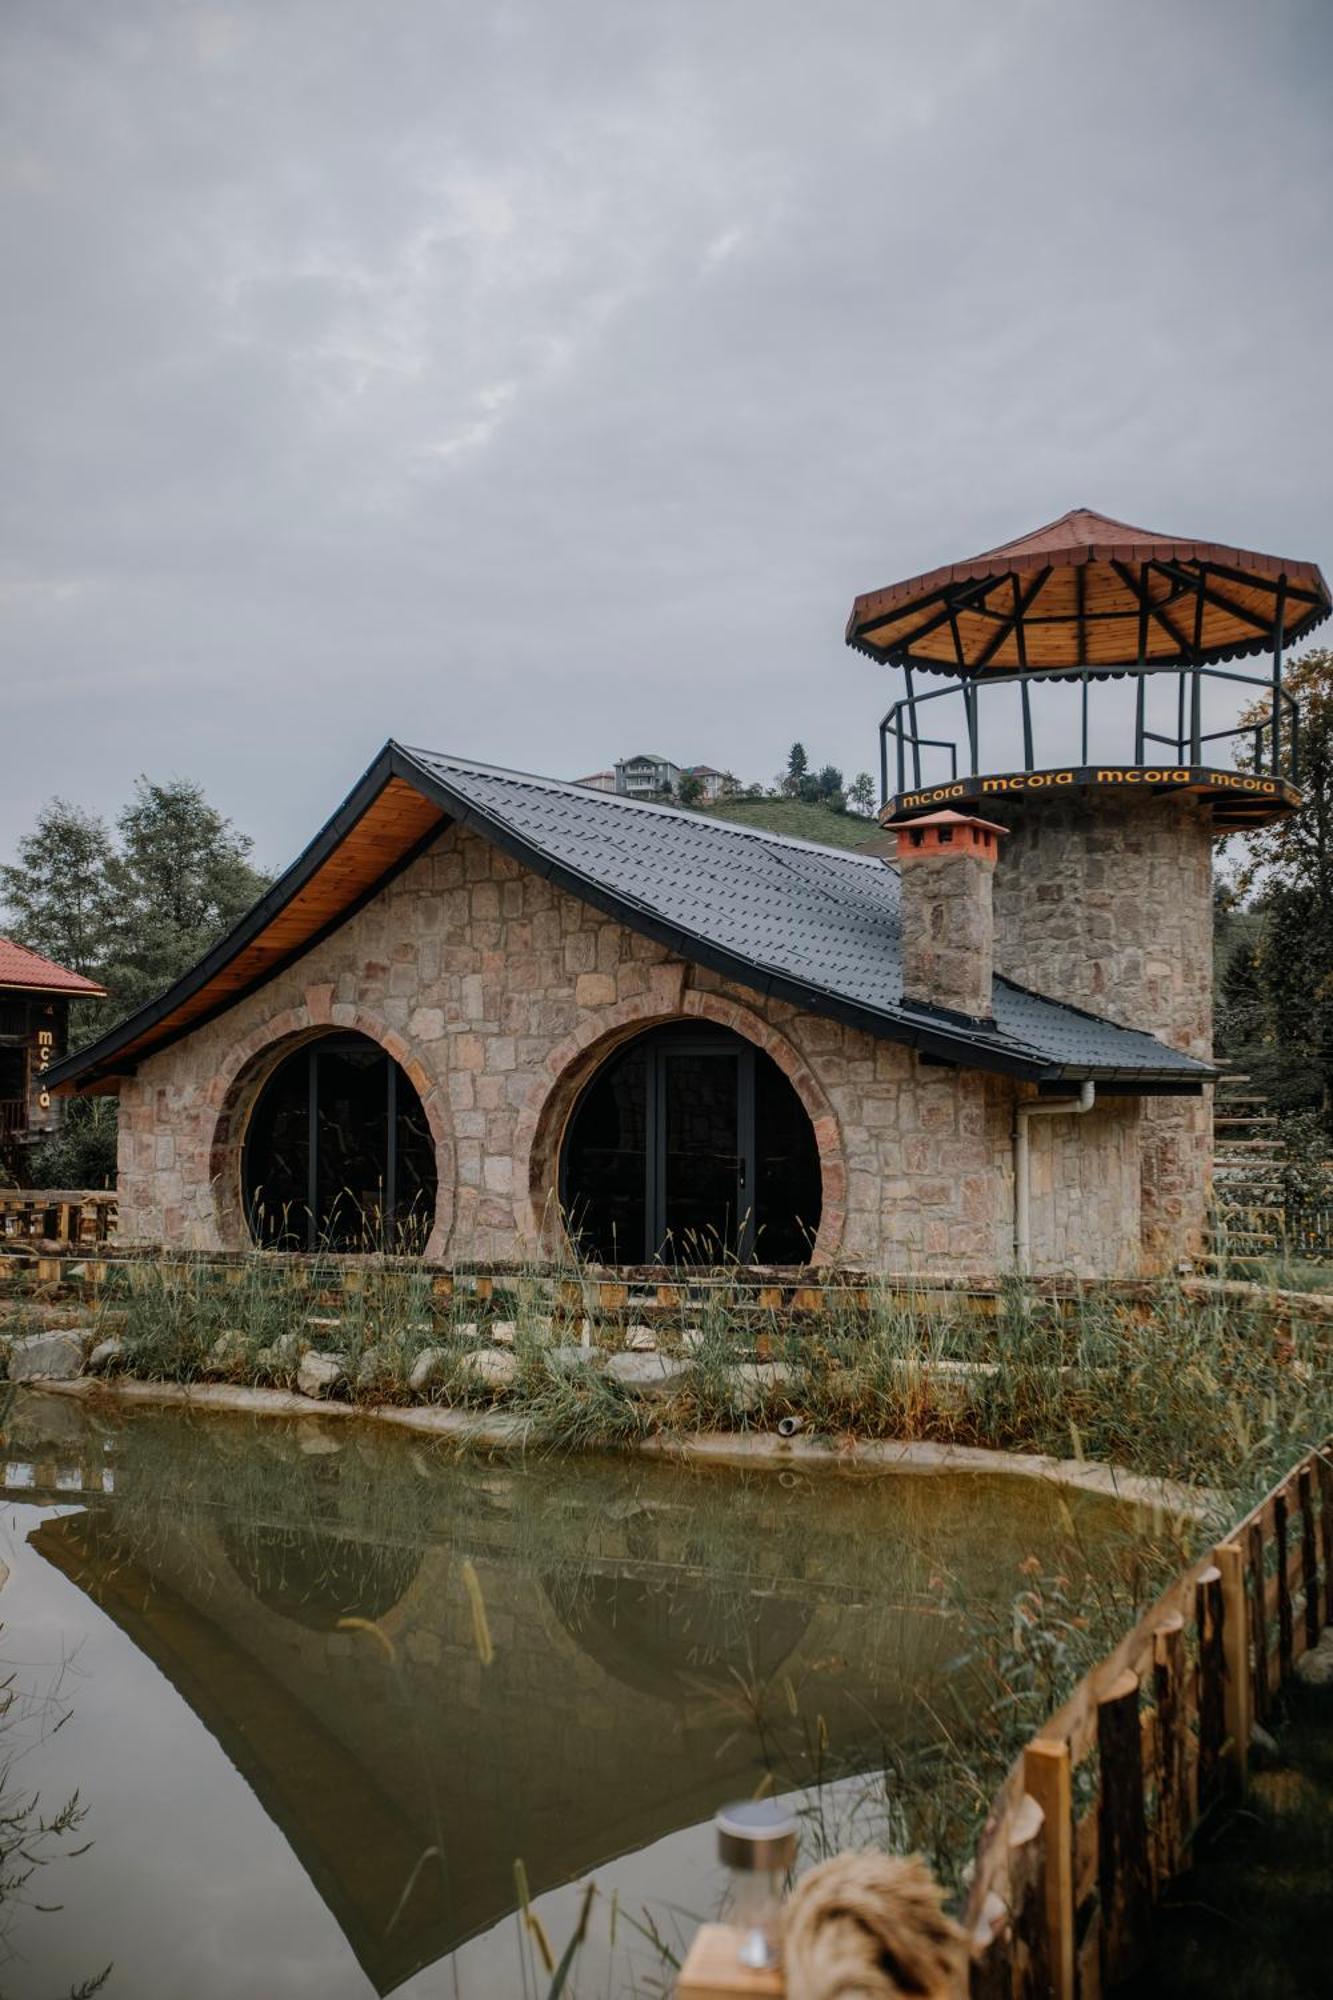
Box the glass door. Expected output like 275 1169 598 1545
653 1040 753 1263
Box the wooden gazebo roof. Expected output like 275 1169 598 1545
846 507 1330 676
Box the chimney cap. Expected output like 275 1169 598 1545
881 807 1008 838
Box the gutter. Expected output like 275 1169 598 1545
1013 1080 1096 1274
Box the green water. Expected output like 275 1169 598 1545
1 1390 1150 1998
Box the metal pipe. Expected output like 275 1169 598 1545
1013 1081 1095 1274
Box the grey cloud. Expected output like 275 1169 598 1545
2 0 1330 865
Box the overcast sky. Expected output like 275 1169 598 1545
3 0 1331 871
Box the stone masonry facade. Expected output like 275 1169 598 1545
990 792 1214 1272
115 818 1146 1278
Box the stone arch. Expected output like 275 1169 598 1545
515 987 847 1262
207 987 455 1256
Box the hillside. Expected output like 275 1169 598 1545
699 795 883 849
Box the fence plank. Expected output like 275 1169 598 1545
1097 1669 1151 1991
1195 1566 1226 1813
1319 1451 1333 1628
1007 1793 1050 2000
1246 1520 1270 1724
1151 1613 1187 1885
1275 1490 1294 1680
1215 1542 1251 1795
1299 1468 1320 1653
1023 1741 1073 2000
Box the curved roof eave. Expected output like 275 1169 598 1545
42 740 1214 1099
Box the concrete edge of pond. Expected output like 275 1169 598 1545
32 1374 1211 1518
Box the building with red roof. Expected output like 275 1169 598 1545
0 939 105 1177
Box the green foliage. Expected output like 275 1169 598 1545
847 771 877 816
1219 648 1333 1120
101 777 271 1019
24 1099 118 1190
702 796 884 848
1 775 271 1047
674 771 704 807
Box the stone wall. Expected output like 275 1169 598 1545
115 818 1144 1278
989 791 1214 1271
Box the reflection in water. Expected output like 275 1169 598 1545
5 1392 1147 1997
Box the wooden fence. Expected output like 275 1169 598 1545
0 1189 117 1248
964 1438 1333 1998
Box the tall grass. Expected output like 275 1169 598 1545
70 1251 1333 1512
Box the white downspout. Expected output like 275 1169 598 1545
1013 1080 1096 1274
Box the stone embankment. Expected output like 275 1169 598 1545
8 1322 1209 1515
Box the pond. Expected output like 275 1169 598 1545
1 1390 1153 1998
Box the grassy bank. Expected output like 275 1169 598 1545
28 1255 1332 1514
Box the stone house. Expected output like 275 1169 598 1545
47 743 1210 1279
51 509 1328 1280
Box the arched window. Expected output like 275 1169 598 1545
559 1024 822 1265
243 1033 437 1253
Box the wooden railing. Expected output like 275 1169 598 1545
964 1439 1333 1998
0 1189 117 1248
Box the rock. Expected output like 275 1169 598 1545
8 1329 88 1382
624 1324 657 1351
457 1348 518 1391
1295 1632 1333 1688
604 1351 691 1398
205 1329 250 1377
254 1332 304 1379
85 1336 124 1375
356 1343 399 1390
407 1345 453 1393
727 1361 795 1413
545 1344 596 1376
297 1350 348 1400
680 1328 705 1352
490 1321 517 1347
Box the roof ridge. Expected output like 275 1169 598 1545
396 743 889 867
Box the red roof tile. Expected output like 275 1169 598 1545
0 937 106 997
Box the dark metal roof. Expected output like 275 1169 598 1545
45 741 1214 1095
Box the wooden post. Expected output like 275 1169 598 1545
1275 1489 1294 1680
1024 1740 1074 2000
1006 1792 1050 2000
1318 1450 1333 1627
1247 1520 1270 1724
675 1927 783 1998
1097 1669 1151 1990
1298 1467 1320 1652
1195 1565 1226 1812
1152 1612 1188 1884
1215 1542 1252 1794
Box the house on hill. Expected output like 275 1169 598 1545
0 939 105 1179
41 511 1330 1279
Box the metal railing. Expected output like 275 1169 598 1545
878 661 1299 806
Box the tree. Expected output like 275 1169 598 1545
675 772 704 807
1218 648 1333 1119
783 743 809 796
847 771 877 817
102 777 272 1017
812 763 844 804
0 801 115 982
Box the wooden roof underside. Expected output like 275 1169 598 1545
67 776 446 1088
847 509 1331 675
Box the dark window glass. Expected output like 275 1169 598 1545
659 1048 740 1262
243 1035 437 1253
560 1044 647 1263
561 1026 821 1267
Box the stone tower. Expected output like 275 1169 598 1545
847 507 1329 1272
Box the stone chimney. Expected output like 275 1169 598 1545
890 809 1006 1022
